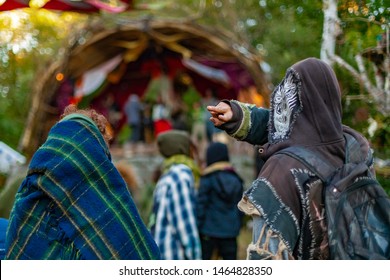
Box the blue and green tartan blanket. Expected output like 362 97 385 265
5 115 160 260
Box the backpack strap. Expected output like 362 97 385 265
276 147 336 182
344 132 374 167
277 132 373 182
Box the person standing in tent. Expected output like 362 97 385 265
152 95 172 136
206 57 377 259
191 100 208 167
124 94 144 146
203 89 222 142
5 104 160 260
150 130 201 260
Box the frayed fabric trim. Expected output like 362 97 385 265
246 178 300 253
269 68 303 144
246 227 292 260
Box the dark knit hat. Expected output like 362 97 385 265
206 142 229 166
157 130 191 158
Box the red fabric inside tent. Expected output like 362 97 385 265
42 0 99 13
0 0 29 11
0 0 132 13
42 0 131 13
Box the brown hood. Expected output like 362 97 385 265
264 58 345 163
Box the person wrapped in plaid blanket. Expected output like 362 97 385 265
5 105 160 260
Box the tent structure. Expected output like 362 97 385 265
18 18 271 159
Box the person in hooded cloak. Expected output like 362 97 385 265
207 58 375 259
5 105 160 260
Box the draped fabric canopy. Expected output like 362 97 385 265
0 0 132 13
18 18 270 158
65 20 269 95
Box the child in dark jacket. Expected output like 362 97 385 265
196 142 244 260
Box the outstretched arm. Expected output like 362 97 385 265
207 100 270 146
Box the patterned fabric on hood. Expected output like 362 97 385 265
267 57 344 152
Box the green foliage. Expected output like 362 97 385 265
338 18 384 63
334 1 389 158
239 0 324 83
0 10 87 150
377 175 390 196
117 125 131 145
0 49 33 149
371 115 390 158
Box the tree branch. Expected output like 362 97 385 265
331 54 361 80
331 54 388 115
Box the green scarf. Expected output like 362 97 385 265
162 154 201 187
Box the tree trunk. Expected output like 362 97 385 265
321 0 339 66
